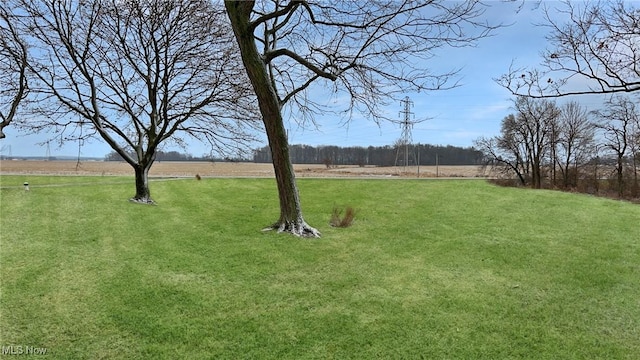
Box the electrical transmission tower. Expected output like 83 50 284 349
0 144 11 159
45 142 51 161
395 96 419 169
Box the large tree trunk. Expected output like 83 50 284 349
131 162 154 204
225 1 319 237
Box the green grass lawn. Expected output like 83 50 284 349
1 176 639 359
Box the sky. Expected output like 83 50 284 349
0 1 607 158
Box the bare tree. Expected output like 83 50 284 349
0 3 28 139
12 0 257 203
474 118 529 186
497 0 640 97
554 101 594 188
592 96 638 197
225 0 498 237
512 96 560 189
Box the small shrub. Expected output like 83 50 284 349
330 206 356 228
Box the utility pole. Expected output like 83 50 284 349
417 143 420 178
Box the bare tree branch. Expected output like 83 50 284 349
497 0 640 98
0 3 29 139
250 0 303 32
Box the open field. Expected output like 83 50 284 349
1 175 639 359
0 160 485 178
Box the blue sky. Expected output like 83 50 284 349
0 1 596 158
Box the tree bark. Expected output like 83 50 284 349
131 162 154 204
225 1 319 237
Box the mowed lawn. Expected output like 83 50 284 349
1 176 638 359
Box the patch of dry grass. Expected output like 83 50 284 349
0 160 485 178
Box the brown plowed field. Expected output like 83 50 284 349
0 160 485 178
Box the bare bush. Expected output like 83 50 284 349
330 206 356 228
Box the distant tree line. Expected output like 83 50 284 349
253 144 483 166
105 150 223 162
105 144 484 166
